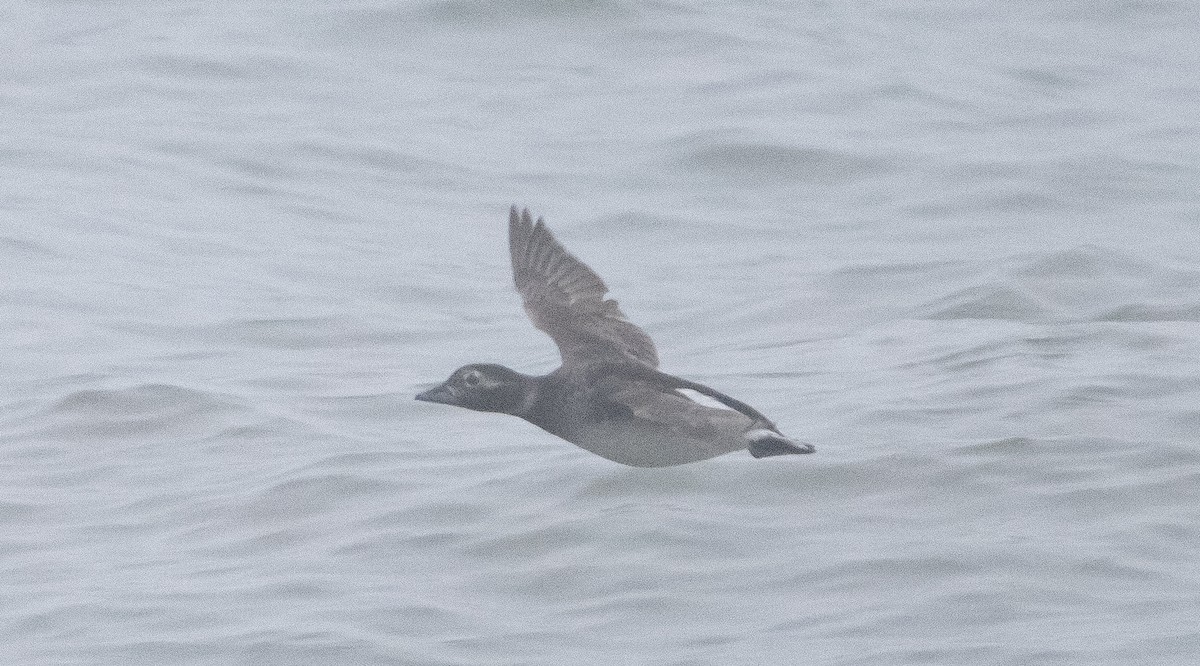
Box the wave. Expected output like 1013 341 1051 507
673 141 893 184
2 383 251 443
913 245 1200 322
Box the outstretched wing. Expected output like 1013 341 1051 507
508 206 659 367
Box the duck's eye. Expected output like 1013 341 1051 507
462 370 483 387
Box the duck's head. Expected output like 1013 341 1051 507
415 364 533 414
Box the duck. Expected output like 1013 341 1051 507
415 207 815 467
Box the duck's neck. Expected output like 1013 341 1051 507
510 372 545 420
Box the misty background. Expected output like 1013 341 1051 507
2 0 1199 663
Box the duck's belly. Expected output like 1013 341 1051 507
557 419 747 468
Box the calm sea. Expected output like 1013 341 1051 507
2 0 1198 663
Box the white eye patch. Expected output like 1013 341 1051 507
462 371 502 390
677 389 738 411
478 376 502 389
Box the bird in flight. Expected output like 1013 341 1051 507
416 207 815 467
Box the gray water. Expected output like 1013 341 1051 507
3 1 1200 663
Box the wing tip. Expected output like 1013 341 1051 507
508 205 541 244
509 205 530 234
510 205 555 287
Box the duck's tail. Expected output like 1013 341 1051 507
746 429 816 458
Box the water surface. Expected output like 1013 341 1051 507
2 1 1199 663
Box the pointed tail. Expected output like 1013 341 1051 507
746 429 816 458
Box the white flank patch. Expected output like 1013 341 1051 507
678 389 738 411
